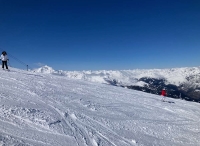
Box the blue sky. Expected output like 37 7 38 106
0 0 200 70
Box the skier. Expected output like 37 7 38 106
161 88 167 101
0 51 9 70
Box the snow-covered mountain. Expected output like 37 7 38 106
33 65 200 102
33 65 54 74
0 67 200 146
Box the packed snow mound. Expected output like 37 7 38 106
0 67 200 146
34 66 200 86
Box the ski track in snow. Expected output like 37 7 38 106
0 68 200 146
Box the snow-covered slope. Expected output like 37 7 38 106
0 67 199 146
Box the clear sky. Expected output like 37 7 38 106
0 0 200 70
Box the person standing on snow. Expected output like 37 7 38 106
0 51 9 70
161 88 167 101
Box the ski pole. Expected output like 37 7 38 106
8 60 12 67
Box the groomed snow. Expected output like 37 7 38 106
0 67 199 146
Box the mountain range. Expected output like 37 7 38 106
33 65 200 102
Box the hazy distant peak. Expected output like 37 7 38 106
34 65 55 73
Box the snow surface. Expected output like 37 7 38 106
33 65 200 87
0 67 200 146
